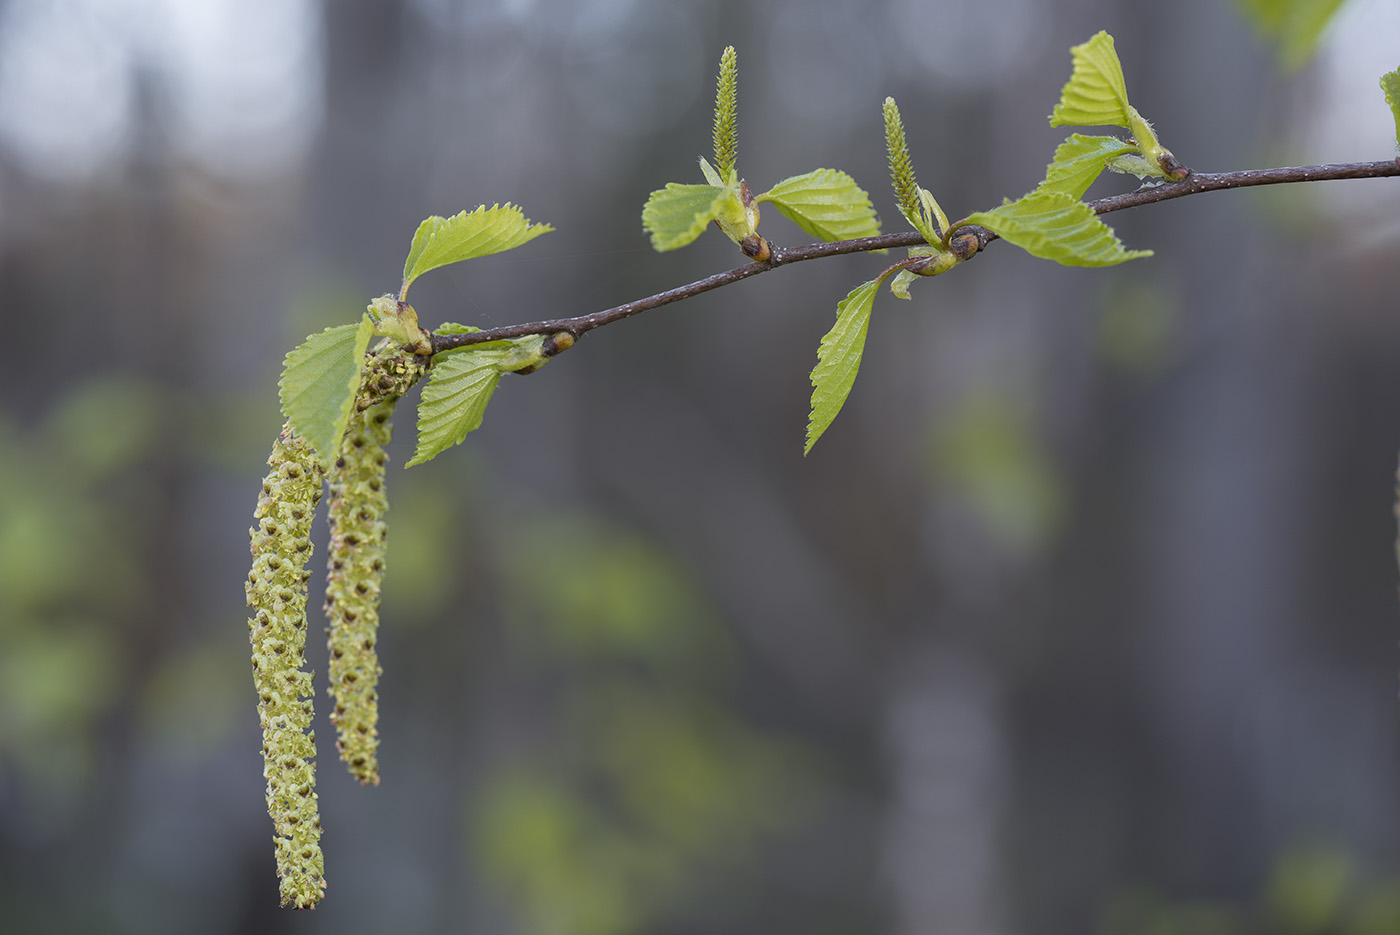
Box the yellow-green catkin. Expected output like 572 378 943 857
883 97 920 224
713 45 738 182
324 345 426 785
246 424 327 909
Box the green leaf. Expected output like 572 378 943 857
401 204 553 297
641 183 729 251
1382 68 1400 148
1235 0 1348 68
407 336 549 467
713 46 738 181
806 272 892 455
1048 32 1185 179
408 350 506 467
964 190 1152 267
1039 134 1138 198
757 169 882 242
1050 31 1132 128
279 314 375 464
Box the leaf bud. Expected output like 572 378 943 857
541 331 575 358
948 232 980 261
740 234 771 262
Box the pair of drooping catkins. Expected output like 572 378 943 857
245 343 425 909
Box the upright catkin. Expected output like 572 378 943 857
324 345 426 785
246 424 327 909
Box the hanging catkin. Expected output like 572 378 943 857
324 345 426 785
246 424 326 909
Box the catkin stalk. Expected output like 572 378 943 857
246 424 326 909
324 345 425 785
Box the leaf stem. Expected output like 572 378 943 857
432 159 1400 355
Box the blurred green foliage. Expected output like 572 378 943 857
1097 277 1180 377
928 390 1066 555
139 639 248 753
1234 0 1350 69
476 512 818 935
1101 844 1400 935
0 377 165 822
497 513 731 666
1267 845 1356 933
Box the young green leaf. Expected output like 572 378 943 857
1382 68 1400 148
964 191 1152 267
1039 134 1138 198
807 272 893 455
1049 31 1184 179
713 46 739 181
407 336 549 467
1050 31 1131 129
401 204 553 298
757 169 882 242
279 314 375 464
642 183 732 251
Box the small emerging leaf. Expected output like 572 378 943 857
407 336 549 467
367 294 430 352
758 169 882 242
1050 31 1132 128
964 190 1152 267
279 314 375 464
1382 68 1400 148
1039 134 1138 198
699 156 727 188
641 183 730 251
713 46 739 181
806 273 891 455
918 188 950 240
889 269 917 300
401 204 553 298
1105 152 1163 178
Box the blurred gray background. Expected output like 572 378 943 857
3 0 1400 932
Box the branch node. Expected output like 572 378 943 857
740 234 771 261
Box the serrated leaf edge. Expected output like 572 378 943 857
964 190 1152 267
805 271 894 455
756 168 882 242
400 203 553 297
278 314 375 465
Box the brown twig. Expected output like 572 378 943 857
431 159 1400 355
